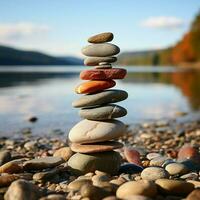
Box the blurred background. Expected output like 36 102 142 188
0 0 200 136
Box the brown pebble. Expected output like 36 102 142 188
88 32 113 43
186 189 200 200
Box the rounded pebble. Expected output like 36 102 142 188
165 162 189 175
68 151 122 175
68 119 125 144
155 178 194 195
141 167 169 181
72 89 128 108
75 80 116 94
116 180 157 198
88 32 113 43
79 104 127 120
82 43 120 57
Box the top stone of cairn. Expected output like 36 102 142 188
88 32 114 43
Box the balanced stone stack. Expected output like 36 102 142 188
68 32 128 175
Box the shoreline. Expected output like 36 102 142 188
0 114 199 199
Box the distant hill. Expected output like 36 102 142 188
59 56 83 65
118 11 200 66
0 45 82 66
118 48 172 66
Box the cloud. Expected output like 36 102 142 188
141 16 185 29
0 22 50 41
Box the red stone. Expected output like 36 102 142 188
178 144 199 160
75 80 116 94
124 147 142 166
80 68 127 80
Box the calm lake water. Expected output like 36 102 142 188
0 66 200 136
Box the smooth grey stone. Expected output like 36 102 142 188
79 104 127 120
68 151 122 175
84 56 117 66
82 43 120 57
72 89 128 108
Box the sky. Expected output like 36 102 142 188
0 0 199 57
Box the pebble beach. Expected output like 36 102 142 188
0 32 200 200
0 117 199 200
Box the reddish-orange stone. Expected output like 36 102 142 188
178 145 199 160
124 147 142 166
80 68 127 80
75 80 116 94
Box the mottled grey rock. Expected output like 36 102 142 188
72 89 128 108
79 104 127 120
82 44 120 57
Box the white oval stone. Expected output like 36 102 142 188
68 119 126 144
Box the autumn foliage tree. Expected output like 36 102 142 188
172 11 200 64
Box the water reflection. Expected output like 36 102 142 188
125 69 200 110
0 66 199 135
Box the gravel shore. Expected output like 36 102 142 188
0 116 199 200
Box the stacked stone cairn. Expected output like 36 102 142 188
68 32 128 175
